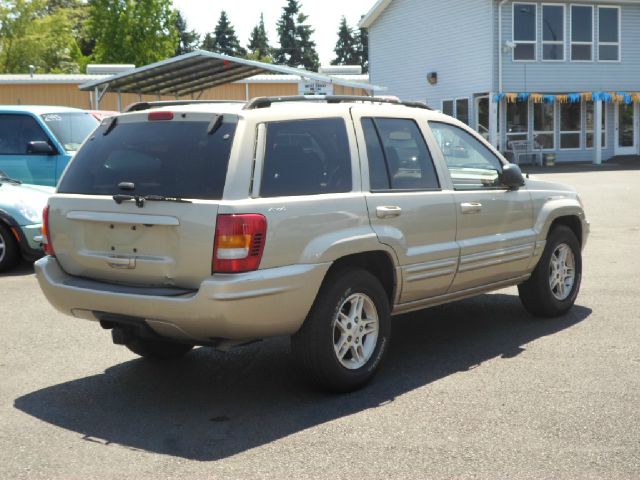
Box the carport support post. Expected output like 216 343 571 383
489 92 499 149
593 100 603 165
117 91 122 113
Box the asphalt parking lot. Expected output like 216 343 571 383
1 167 639 479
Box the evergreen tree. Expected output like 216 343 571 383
174 10 199 56
247 13 271 61
331 16 357 66
274 0 319 70
202 10 246 57
355 25 368 73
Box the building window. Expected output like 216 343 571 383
506 101 529 148
543 5 565 60
456 98 469 125
442 100 454 117
560 103 581 149
598 6 620 61
571 5 593 61
585 102 606 148
533 103 555 149
513 3 537 60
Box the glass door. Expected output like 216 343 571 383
615 103 638 155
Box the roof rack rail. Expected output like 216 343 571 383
124 99 245 113
243 95 432 111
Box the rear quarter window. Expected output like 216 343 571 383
260 117 352 197
58 116 237 200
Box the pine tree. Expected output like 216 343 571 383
355 19 369 73
174 10 199 56
202 10 246 57
331 16 357 66
274 0 319 70
247 13 271 61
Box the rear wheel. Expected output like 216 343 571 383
123 335 194 360
291 268 391 392
0 223 20 272
518 225 582 317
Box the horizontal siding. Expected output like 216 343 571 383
502 2 640 92
368 0 494 108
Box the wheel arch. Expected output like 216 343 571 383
549 215 583 247
322 250 397 306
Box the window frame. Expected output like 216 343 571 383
361 116 441 193
542 4 566 62
455 98 470 125
559 102 582 150
597 5 621 62
570 4 594 62
513 2 538 62
428 120 507 192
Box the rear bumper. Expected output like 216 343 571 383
35 256 330 342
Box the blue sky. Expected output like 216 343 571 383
172 0 375 66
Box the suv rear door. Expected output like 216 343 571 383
49 110 237 289
353 112 458 303
427 121 535 292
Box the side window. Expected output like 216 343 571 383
260 118 352 197
0 114 49 155
429 122 503 190
361 117 439 191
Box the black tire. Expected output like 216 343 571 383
0 223 20 272
291 268 391 392
518 225 582 317
124 336 194 360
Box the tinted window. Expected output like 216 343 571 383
260 118 351 197
58 117 237 200
361 118 389 190
0 114 49 155
514 3 536 41
456 99 469 125
362 117 439 191
442 100 454 117
41 112 98 151
429 122 503 190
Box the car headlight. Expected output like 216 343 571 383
15 200 41 223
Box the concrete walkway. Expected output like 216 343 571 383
518 154 640 174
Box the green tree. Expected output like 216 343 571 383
201 10 246 57
88 0 178 66
355 24 368 73
331 16 358 66
246 13 271 62
174 10 199 56
274 0 319 70
0 0 86 73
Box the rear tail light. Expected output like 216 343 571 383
213 214 266 273
42 205 55 257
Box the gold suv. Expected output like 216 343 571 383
36 96 589 392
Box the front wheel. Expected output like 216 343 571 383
0 223 20 272
291 269 391 392
518 225 582 317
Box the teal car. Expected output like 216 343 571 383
0 170 53 271
0 106 99 187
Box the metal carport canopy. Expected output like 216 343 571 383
79 50 385 102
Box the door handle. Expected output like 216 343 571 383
460 202 482 214
376 205 402 218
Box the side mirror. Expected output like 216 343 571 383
501 163 525 189
27 141 56 155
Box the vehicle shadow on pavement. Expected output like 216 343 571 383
14 293 591 461
0 260 35 277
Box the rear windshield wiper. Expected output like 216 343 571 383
0 174 22 185
113 194 192 208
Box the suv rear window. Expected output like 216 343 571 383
260 118 352 197
58 116 237 200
